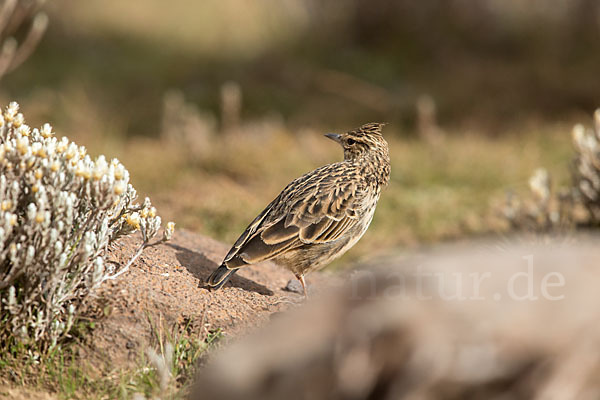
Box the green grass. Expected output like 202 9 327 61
0 317 223 399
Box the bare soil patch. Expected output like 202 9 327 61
0 386 56 400
83 229 336 369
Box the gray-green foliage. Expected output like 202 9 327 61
503 109 600 231
0 102 174 349
572 110 600 221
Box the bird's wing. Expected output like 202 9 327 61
223 163 364 268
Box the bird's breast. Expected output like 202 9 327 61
344 199 378 250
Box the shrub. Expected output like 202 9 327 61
572 110 600 221
503 109 600 231
0 102 174 349
502 168 577 232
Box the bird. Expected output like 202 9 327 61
206 122 390 297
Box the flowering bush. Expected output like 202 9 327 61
0 102 174 349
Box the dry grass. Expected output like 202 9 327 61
4 83 575 267
101 121 573 267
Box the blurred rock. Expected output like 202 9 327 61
192 237 600 400
283 278 304 294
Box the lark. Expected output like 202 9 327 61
206 122 390 297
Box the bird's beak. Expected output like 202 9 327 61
324 133 342 143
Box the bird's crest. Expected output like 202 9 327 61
353 122 386 136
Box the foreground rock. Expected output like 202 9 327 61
193 237 600 400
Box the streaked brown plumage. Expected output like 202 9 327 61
206 122 390 296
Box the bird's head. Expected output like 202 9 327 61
325 122 388 162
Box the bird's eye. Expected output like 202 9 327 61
347 139 356 146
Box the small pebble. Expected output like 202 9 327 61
284 279 304 294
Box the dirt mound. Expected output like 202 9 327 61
85 229 338 368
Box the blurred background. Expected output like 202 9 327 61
3 0 600 264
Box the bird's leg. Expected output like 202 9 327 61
296 273 308 299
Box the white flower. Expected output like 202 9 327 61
16 136 29 155
114 164 125 180
93 155 108 180
41 123 53 138
17 124 30 136
114 182 125 194
57 137 69 153
75 160 91 179
13 113 24 127
5 102 19 121
126 212 141 229
164 221 175 241
65 143 78 160
27 203 37 221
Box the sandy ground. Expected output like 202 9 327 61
0 387 56 400
83 228 339 369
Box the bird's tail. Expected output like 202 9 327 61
206 264 238 290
